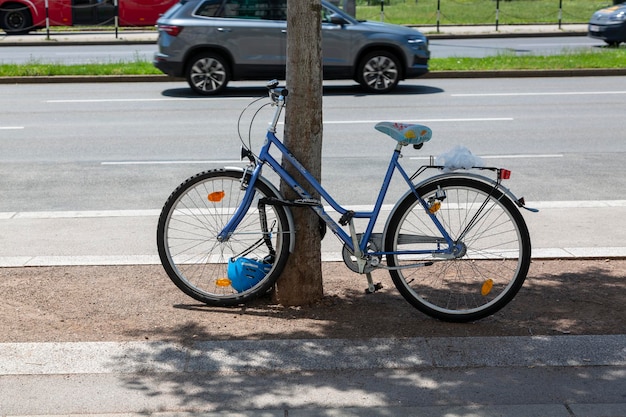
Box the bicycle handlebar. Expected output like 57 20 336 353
267 79 288 103
266 80 288 132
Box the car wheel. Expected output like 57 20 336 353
357 50 401 94
186 52 230 95
605 41 621 47
0 4 33 35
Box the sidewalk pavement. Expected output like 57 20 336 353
1 203 625 416
2 201 626 267
1 335 625 416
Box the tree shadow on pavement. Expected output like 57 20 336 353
1 260 624 343
107 260 626 413
126 260 626 343
2 260 624 413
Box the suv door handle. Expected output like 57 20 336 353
217 28 232 32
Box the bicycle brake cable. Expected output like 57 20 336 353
247 102 272 157
236 96 270 153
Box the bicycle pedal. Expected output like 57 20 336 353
365 282 383 294
339 210 355 226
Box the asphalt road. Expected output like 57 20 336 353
0 35 607 64
2 76 626 266
1 76 625 212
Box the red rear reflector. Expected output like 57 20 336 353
159 25 183 36
499 169 511 180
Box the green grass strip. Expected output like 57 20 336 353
0 61 160 77
0 48 623 77
430 48 626 71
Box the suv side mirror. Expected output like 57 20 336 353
329 13 348 25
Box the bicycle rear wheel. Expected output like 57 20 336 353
157 169 291 306
385 177 531 322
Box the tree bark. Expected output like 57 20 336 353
343 0 356 17
273 0 324 306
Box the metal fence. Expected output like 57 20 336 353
349 0 619 30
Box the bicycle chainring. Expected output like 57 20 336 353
341 239 382 274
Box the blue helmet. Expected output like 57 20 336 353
227 257 272 292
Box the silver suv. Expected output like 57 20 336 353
153 0 430 95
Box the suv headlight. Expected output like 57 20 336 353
407 36 428 50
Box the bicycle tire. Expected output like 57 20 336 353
157 169 291 306
385 177 531 322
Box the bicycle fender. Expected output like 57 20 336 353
225 166 296 253
382 172 531 244
413 172 525 205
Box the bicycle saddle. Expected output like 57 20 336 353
375 122 432 146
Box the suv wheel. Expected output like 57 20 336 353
357 51 401 94
186 52 230 95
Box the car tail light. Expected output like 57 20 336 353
159 25 183 37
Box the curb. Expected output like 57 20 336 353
422 68 626 78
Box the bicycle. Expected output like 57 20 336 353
157 80 536 322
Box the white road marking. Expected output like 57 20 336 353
452 91 626 97
101 160 244 165
321 118 514 124
46 97 253 103
106 153 561 166
410 154 564 160
3 200 626 220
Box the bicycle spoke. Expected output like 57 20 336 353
386 177 530 322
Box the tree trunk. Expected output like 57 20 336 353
273 0 324 306
343 0 356 17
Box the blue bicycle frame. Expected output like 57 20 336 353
218 128 457 260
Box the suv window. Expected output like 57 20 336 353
321 5 335 23
195 0 222 17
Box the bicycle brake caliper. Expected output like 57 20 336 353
239 165 253 190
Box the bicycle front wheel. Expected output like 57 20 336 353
157 169 291 306
385 177 531 322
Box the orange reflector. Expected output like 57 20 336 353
208 191 225 202
481 279 494 296
216 278 232 287
429 201 441 214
